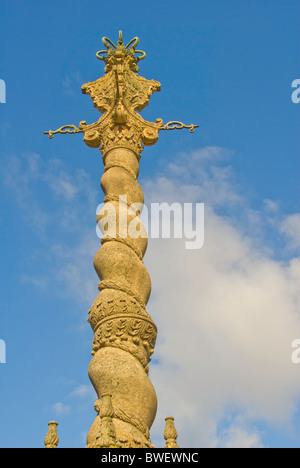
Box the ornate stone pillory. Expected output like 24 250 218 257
44 31 197 448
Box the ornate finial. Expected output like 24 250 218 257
164 417 179 448
44 421 59 448
96 31 146 73
93 394 119 448
44 31 198 144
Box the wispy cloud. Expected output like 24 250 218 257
52 402 71 415
2 152 98 236
280 214 300 252
69 385 95 399
62 72 83 97
2 151 99 305
216 421 264 448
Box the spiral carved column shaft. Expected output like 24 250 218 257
76 32 163 449
87 146 157 448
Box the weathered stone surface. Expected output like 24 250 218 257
88 348 157 447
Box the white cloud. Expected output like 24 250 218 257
3 152 48 233
52 231 99 304
62 72 83 96
69 385 95 399
2 152 98 236
217 422 264 448
263 198 279 214
2 151 99 305
52 402 70 415
142 147 300 448
280 214 300 251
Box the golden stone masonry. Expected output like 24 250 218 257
44 31 197 448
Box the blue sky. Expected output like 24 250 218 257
0 0 299 448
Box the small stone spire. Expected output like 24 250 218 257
44 421 59 448
93 394 119 448
164 417 179 448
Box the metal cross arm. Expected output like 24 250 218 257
44 120 199 140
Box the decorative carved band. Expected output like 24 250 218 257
93 313 157 334
91 314 157 372
88 290 150 329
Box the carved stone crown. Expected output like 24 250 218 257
80 32 162 155
44 31 198 146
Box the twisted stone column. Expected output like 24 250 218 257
79 33 163 447
87 146 157 448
